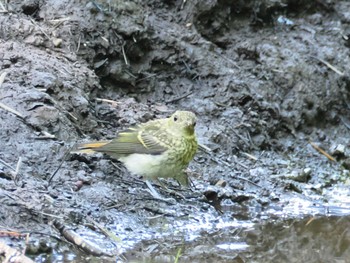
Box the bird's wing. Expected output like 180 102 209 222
97 126 167 155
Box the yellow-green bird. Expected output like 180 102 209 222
77 110 198 186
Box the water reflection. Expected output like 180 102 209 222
126 215 350 262
216 242 249 250
242 216 350 262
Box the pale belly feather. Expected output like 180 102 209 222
119 153 182 180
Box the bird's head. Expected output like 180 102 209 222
167 110 197 136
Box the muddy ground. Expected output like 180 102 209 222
1 0 350 262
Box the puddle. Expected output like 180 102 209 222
1 0 350 262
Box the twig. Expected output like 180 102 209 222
50 97 78 122
48 17 71 28
13 157 22 181
76 34 81 53
166 91 193 103
198 144 260 187
198 143 248 169
305 217 315 226
0 158 15 171
216 151 247 169
29 17 50 39
241 152 258 161
174 247 182 263
113 177 148 187
121 44 129 66
0 70 7 87
136 73 158 83
101 36 108 44
65 111 78 121
111 161 124 172
31 210 64 219
15 157 22 174
86 216 121 243
339 116 350 130
309 141 336 162
180 0 187 9
48 147 72 184
0 71 24 118
32 130 56 140
214 50 240 69
181 59 191 72
0 230 27 238
229 126 251 147
0 1 7 13
310 56 344 76
23 233 30 255
96 98 120 105
198 143 212 153
233 174 261 188
0 241 35 263
53 220 115 257
91 1 104 12
0 102 24 119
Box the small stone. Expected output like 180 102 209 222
342 158 350 170
215 179 227 187
303 167 312 177
52 37 62 47
285 182 302 193
74 180 84 191
330 144 346 157
3 59 11 68
286 169 311 183
26 105 59 128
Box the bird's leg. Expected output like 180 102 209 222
144 180 177 203
156 178 187 200
145 180 163 199
173 171 189 187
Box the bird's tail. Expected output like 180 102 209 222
73 141 110 154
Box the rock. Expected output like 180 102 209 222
330 144 346 158
26 105 59 128
52 37 62 47
215 179 227 187
285 168 312 183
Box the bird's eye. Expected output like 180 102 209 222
193 121 196 126
173 116 178 122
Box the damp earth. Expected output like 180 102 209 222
1 0 350 262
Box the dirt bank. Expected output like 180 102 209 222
1 0 350 262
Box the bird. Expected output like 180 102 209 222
76 110 198 187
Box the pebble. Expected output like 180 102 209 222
286 168 312 183
330 144 345 157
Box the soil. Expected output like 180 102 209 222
1 0 350 262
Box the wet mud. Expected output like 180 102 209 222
1 0 350 262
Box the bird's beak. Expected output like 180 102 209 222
186 121 196 128
185 122 196 134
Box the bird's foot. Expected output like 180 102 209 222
145 180 176 203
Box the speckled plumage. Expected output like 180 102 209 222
78 111 198 185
